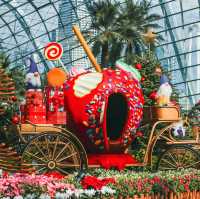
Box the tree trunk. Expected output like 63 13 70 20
126 43 133 64
101 42 109 67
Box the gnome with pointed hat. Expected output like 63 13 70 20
25 58 41 90
155 67 172 106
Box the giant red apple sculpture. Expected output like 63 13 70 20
64 68 144 153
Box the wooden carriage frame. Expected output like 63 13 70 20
12 105 199 174
140 106 200 170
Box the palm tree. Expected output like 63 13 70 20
116 0 161 64
87 0 162 67
87 0 120 67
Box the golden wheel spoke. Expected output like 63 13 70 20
56 167 70 175
57 152 78 162
37 167 47 174
55 142 70 161
159 166 177 170
184 160 200 168
45 136 50 159
56 162 80 168
23 163 46 167
52 135 60 159
33 142 49 161
24 151 47 163
166 152 178 166
161 157 177 168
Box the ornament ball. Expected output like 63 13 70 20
12 115 20 124
141 76 145 82
135 63 142 70
149 91 157 100
11 96 17 102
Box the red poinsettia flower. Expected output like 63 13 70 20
44 171 65 179
81 175 115 190
2 171 9 178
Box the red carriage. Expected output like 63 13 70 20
2 26 200 174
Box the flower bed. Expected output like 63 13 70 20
1 169 200 198
87 168 200 198
0 171 115 199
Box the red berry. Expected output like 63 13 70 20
11 96 17 102
136 131 143 137
149 91 157 100
12 115 20 124
135 63 142 70
141 76 145 82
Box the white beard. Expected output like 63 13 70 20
157 83 172 98
26 73 41 87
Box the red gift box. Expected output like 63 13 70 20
27 115 46 124
26 112 46 117
20 115 26 123
26 91 44 105
45 86 65 112
26 105 46 113
47 111 66 124
24 104 47 124
26 90 43 98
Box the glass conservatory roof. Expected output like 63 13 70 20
0 0 199 107
151 0 200 107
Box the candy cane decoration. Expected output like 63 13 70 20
44 42 63 61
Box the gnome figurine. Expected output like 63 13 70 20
25 58 41 90
155 67 172 106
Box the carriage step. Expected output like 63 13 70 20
88 154 139 170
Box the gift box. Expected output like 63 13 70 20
26 105 46 113
23 103 47 124
45 86 65 112
26 90 44 105
47 111 66 124
27 115 47 124
20 115 26 123
26 111 46 117
26 90 43 99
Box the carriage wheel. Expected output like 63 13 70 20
22 132 87 175
156 145 200 171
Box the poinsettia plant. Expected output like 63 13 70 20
81 175 115 190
